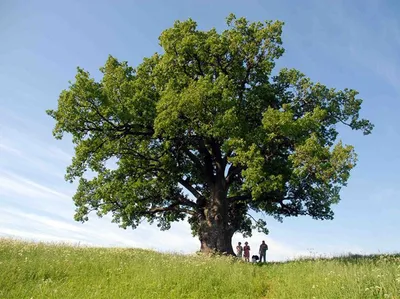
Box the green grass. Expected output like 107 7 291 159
1 238 399 298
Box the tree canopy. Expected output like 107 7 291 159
47 14 373 254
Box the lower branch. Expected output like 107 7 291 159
228 194 251 202
147 201 196 216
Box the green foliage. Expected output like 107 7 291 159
1 239 399 299
47 14 373 240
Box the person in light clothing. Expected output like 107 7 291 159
236 242 243 258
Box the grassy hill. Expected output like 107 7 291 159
0 238 399 298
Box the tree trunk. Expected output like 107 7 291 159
199 225 235 255
198 179 235 255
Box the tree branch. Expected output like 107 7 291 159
226 164 243 185
192 53 205 77
146 201 195 216
177 197 198 210
277 200 301 216
214 54 228 75
228 194 251 202
147 202 179 214
247 212 258 223
223 149 233 164
209 138 225 178
196 138 214 183
179 178 203 201
183 149 204 174
86 98 121 130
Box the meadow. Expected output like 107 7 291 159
0 238 399 298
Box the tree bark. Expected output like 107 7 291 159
197 178 235 255
199 225 235 255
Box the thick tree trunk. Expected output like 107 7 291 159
198 179 235 255
199 225 235 255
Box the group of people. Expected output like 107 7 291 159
235 240 269 263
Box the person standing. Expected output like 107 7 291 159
243 242 250 262
236 242 243 258
259 240 268 263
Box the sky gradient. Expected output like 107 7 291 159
1 0 399 261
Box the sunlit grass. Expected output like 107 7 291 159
1 238 399 298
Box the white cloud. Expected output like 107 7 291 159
0 207 82 233
0 140 66 179
0 171 72 199
0 143 22 155
0 227 93 245
46 145 73 163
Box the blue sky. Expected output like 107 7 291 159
0 0 399 261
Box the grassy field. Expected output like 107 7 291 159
0 238 399 298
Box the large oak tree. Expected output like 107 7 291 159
47 14 373 255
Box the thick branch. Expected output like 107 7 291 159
226 164 243 185
183 149 205 174
228 194 251 202
175 193 198 209
147 201 195 216
192 53 205 77
223 149 233 164
278 200 301 216
196 138 214 183
213 54 229 75
179 178 203 201
209 138 225 178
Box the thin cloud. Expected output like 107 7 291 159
0 144 22 155
0 138 66 179
0 227 93 246
0 171 72 201
46 146 73 163
0 207 82 233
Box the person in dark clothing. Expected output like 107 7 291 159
259 240 268 263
